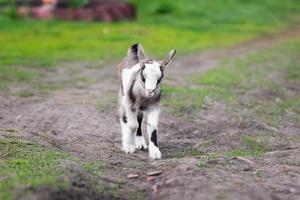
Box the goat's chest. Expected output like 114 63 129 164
135 91 161 111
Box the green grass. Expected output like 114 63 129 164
162 86 210 116
197 160 208 170
83 161 105 176
0 137 70 200
241 135 272 152
162 72 238 116
0 129 145 200
0 65 38 90
224 135 272 157
260 95 300 127
173 146 205 158
287 62 300 80
175 135 272 161
132 0 300 32
283 160 300 167
239 39 300 126
163 37 300 118
194 135 272 170
197 67 241 87
162 81 236 116
164 66 241 115
1 0 300 90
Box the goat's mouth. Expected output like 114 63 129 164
146 92 155 98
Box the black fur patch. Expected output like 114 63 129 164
151 129 158 147
122 113 127 123
120 80 124 95
139 91 161 111
155 90 161 102
141 69 146 83
128 79 136 104
157 66 164 86
139 105 147 111
130 43 139 63
136 112 143 136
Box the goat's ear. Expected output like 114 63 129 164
137 44 146 61
127 43 146 63
161 49 176 68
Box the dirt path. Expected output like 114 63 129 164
0 28 300 200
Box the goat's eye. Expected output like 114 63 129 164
157 74 163 86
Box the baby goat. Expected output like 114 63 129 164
117 43 176 159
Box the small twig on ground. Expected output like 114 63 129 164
147 176 157 181
234 156 255 165
126 174 139 179
147 170 163 176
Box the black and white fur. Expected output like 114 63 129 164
117 43 176 159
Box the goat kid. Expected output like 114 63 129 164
117 43 176 159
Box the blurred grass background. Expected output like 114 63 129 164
0 0 300 89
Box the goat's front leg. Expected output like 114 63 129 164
135 111 147 150
147 106 161 159
120 106 138 154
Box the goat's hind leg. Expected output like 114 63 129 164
120 106 138 153
135 111 147 150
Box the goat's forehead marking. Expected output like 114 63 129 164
142 61 162 76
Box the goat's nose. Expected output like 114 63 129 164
147 89 154 97
147 89 154 93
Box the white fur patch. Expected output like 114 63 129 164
121 126 136 154
121 63 141 94
149 143 161 159
120 107 138 154
135 136 147 150
147 107 160 126
143 62 162 96
122 144 136 154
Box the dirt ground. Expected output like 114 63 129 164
0 29 300 200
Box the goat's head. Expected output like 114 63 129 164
127 43 176 98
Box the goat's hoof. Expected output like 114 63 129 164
149 146 161 159
122 144 136 154
135 136 148 150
